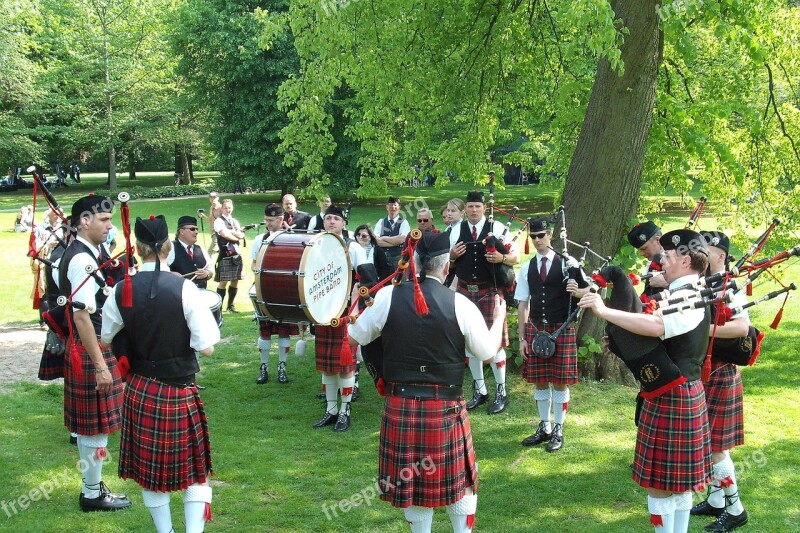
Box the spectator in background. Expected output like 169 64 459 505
416 207 437 233
353 224 393 280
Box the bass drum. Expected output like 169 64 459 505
254 231 351 324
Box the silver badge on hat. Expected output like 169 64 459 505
672 235 681 246
711 237 720 246
639 234 646 242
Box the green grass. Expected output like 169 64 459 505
1 181 799 531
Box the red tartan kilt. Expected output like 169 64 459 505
259 320 298 338
522 322 579 385
63 339 123 435
457 286 509 347
38 345 65 381
706 361 745 450
315 324 356 373
633 380 712 492
214 255 243 282
119 374 212 492
379 394 478 508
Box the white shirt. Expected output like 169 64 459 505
374 216 410 238
65 236 106 312
307 213 324 233
660 274 706 340
348 279 498 361
101 262 220 352
447 217 509 250
513 251 556 301
166 238 212 274
348 240 367 271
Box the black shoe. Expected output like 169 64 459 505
521 421 552 447
99 481 128 501
351 385 360 402
487 385 508 415
69 434 78 445
546 423 564 452
313 411 338 428
466 382 489 411
227 305 240 313
705 510 748 532
79 492 132 512
334 411 351 432
692 499 726 517
278 362 288 384
256 363 268 384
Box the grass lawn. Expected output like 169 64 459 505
1 181 799 531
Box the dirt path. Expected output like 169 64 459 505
0 325 53 389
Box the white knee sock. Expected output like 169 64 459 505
258 337 271 365
534 387 552 432
466 352 487 395
77 433 109 498
715 453 744 515
647 495 675 533
445 493 477 533
322 373 339 414
142 489 173 533
278 337 291 363
403 505 434 533
552 388 570 425
672 491 692 533
340 374 355 405
490 349 506 389
183 484 212 533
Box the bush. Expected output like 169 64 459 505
124 184 211 199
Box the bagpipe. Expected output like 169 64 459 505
482 173 516 288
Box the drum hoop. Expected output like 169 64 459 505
298 232 352 324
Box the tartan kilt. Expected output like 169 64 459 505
456 286 509 347
707 361 745 450
522 321 579 385
379 394 478 508
214 255 243 282
632 380 711 492
38 345 64 381
119 374 212 492
63 339 123 435
259 319 299 338
315 324 356 373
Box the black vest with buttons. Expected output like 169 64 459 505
382 281 465 386
116 271 199 381
379 217 403 256
454 220 492 282
170 239 207 289
663 307 711 382
58 240 111 335
526 255 571 324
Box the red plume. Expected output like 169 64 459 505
628 273 641 286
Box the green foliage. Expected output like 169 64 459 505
577 333 603 361
123 184 211 200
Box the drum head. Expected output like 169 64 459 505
198 289 222 311
299 232 352 324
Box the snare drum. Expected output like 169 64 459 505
253 231 351 324
198 289 223 328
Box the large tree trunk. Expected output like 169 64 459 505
562 0 661 382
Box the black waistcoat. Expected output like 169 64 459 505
379 217 403 255
662 307 711 382
216 215 239 251
454 220 492 282
382 281 465 386
116 271 198 380
170 239 207 288
59 240 110 334
526 255 571 324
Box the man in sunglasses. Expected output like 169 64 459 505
415 208 438 233
516 217 589 453
168 215 213 289
448 190 519 415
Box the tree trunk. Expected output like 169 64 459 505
562 0 661 382
128 157 137 180
180 146 191 185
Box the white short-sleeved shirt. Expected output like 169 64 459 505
66 236 105 312
101 262 220 352
166 239 212 273
348 279 497 361
660 274 706 340
374 217 411 238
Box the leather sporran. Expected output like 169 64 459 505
531 331 556 358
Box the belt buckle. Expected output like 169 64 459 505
467 284 479 292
